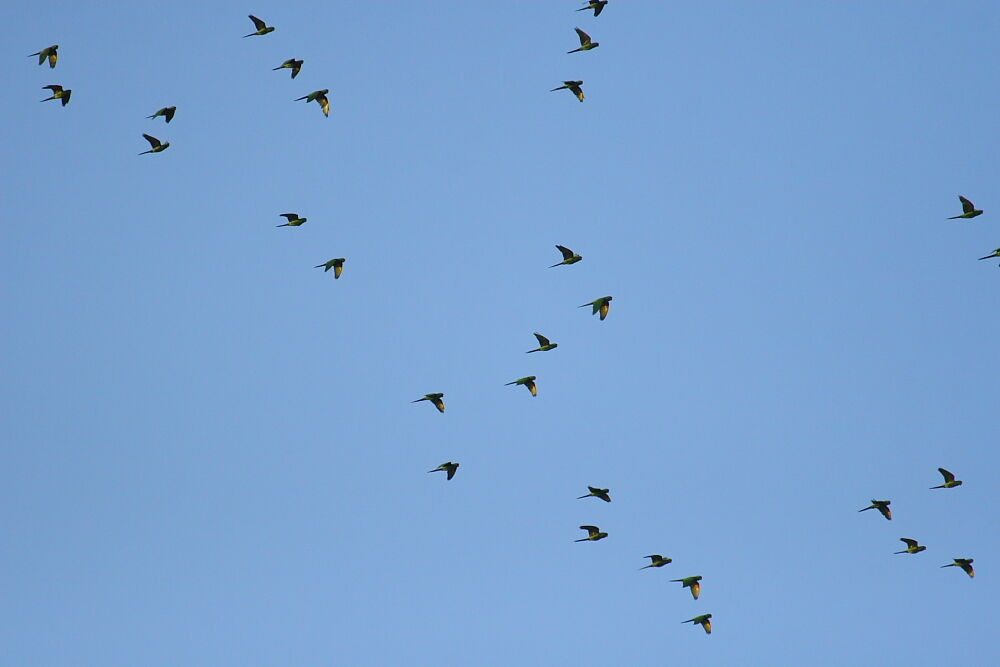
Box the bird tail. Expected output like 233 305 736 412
940 564 953 568
567 48 582 54
272 66 282 70
526 349 539 353
638 565 652 570
146 114 155 119
894 550 906 554
294 96 308 101
574 538 588 542
947 215 964 219
138 150 152 155
550 87 566 92
929 484 944 489
576 494 590 499
276 223 291 227
549 262 564 268
978 255 994 261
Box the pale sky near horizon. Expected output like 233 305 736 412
3 2 999 665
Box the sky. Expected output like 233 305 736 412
3 2 999 665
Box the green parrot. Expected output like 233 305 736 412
526 332 557 353
941 558 975 578
139 133 169 154
639 555 672 569
978 248 1000 264
894 538 926 555
29 45 59 68
948 196 983 219
577 486 611 502
550 245 582 267
575 525 608 542
671 576 703 600
276 213 307 227
551 80 585 102
930 467 962 489
412 393 445 413
315 258 345 278
858 499 891 520
683 614 712 634
244 14 275 37
579 296 612 320
577 1 608 16
273 59 304 79
40 85 71 106
296 89 330 117
505 376 537 396
428 462 459 480
147 106 176 123
568 28 599 53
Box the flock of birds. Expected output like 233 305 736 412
27 2 985 640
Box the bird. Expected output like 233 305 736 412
941 558 975 578
526 333 557 353
575 525 608 542
505 376 537 396
29 45 58 68
147 107 176 123
550 245 582 267
551 81 585 102
930 468 962 489
858 499 891 520
428 462 460 480
138 133 169 155
273 59 303 79
577 1 608 16
40 85 71 106
296 89 330 117
315 258 345 278
276 213 307 227
671 576 703 600
412 393 445 413
639 555 672 569
894 538 926 555
568 28 599 53
577 486 611 502
948 196 983 219
579 296 612 321
978 248 1000 264
244 15 274 37
683 614 712 635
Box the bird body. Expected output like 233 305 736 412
684 614 712 634
640 554 672 569
671 576 703 599
428 462 460 480
577 486 611 502
575 525 607 542
526 332 557 353
895 538 926 555
551 81 585 102
978 248 1000 264
315 258 345 278
244 15 275 37
40 85 71 106
930 468 962 489
296 89 330 116
859 499 891 520
505 376 537 396
550 245 582 267
948 196 983 219
577 1 608 16
30 45 59 68
580 296 612 320
413 393 445 413
942 558 975 578
138 133 169 154
274 59 304 79
147 106 176 123
568 27 599 53
277 213 307 227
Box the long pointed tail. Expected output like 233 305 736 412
947 215 964 219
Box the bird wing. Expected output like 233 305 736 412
556 245 574 260
280 213 298 221
900 538 918 549
43 84 63 92
959 196 975 214
319 95 330 116
938 468 955 483
164 107 175 122
580 525 599 535
575 28 592 46
593 2 605 16
249 15 267 30
142 134 161 149
879 505 892 520
533 332 550 347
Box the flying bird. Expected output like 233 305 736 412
551 81 584 102
412 393 445 413
505 376 537 396
577 486 611 502
40 85 71 106
858 499 891 520
978 248 1000 264
671 576 703 600
930 468 962 489
138 133 169 154
941 558 974 578
640 555 672 569
244 15 274 37
29 45 58 68
683 614 712 635
579 296 612 320
568 28 599 53
577 1 608 16
894 538 926 555
315 258 345 278
296 89 330 117
550 245 582 267
948 196 983 219
575 525 608 542
273 59 303 79
526 333 557 353
428 462 460 480
147 106 176 123
277 213 307 227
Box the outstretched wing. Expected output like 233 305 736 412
142 134 161 149
43 84 63 93
575 28 592 46
249 14 267 31
938 468 955 483
959 196 975 214
556 245 574 261
533 332 550 347
900 538 918 549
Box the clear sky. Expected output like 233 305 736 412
4 2 998 665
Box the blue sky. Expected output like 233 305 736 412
4 2 998 665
